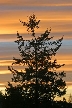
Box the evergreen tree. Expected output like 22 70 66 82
5 14 66 108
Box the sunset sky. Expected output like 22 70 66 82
0 0 72 101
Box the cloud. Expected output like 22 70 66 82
0 0 72 6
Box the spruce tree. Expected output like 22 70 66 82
5 14 66 108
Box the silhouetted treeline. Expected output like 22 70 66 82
0 91 71 108
1 95 72 108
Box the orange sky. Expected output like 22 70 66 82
0 0 72 101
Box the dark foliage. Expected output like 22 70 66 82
0 91 5 108
5 14 67 108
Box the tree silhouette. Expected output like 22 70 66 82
4 82 25 108
68 94 72 103
5 14 66 108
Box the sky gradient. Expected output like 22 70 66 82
0 0 72 101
